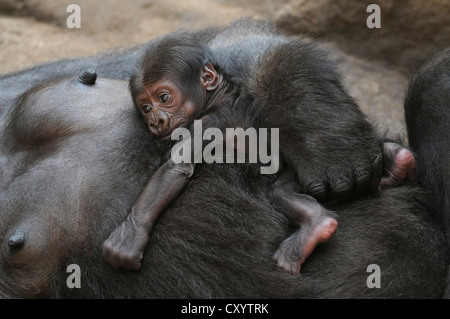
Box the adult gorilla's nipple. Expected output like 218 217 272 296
7 230 26 249
77 69 97 85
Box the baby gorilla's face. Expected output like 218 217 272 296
136 79 198 138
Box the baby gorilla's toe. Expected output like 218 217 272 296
381 142 417 187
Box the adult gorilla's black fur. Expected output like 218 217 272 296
405 48 450 238
404 48 450 297
0 18 448 298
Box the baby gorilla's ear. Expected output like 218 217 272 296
200 62 220 91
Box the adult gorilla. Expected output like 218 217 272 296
0 19 448 298
405 48 450 296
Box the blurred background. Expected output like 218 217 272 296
1 0 449 139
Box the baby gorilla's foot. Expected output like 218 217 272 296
380 142 417 187
273 216 338 275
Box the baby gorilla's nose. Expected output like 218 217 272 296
156 116 165 129
149 110 170 136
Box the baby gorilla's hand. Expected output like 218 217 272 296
102 216 149 271
292 140 383 204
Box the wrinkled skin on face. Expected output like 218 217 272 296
136 79 198 138
134 63 219 139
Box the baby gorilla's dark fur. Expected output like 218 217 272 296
102 33 385 274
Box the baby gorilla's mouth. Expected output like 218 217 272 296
147 110 171 137
148 123 172 138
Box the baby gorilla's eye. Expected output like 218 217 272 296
142 104 152 113
159 93 170 104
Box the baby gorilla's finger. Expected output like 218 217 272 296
352 167 371 198
102 222 146 271
119 253 144 271
368 154 383 193
102 241 122 270
103 240 143 271
304 180 328 202
328 174 353 202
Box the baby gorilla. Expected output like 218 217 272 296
101 33 338 274
102 33 415 275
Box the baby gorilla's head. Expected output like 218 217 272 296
130 33 220 138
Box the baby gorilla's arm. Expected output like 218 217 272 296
102 155 195 271
102 113 217 271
